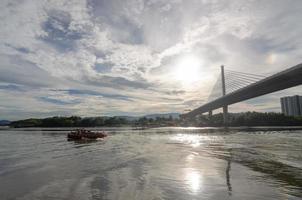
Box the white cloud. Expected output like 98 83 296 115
0 0 302 119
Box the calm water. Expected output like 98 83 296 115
0 127 302 200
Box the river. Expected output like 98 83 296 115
0 127 301 200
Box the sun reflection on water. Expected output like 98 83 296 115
183 154 203 194
169 134 215 194
170 133 208 148
184 168 202 193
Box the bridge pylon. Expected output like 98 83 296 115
221 65 228 126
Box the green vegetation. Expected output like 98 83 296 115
10 116 129 128
184 112 302 127
9 112 302 128
10 116 179 128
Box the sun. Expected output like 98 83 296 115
174 55 202 85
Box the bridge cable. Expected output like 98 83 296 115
225 72 265 81
225 83 248 93
225 69 268 94
207 75 223 102
206 68 271 100
224 69 267 78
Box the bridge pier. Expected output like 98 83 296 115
223 106 228 125
208 110 212 118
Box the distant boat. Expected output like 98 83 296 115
67 129 107 140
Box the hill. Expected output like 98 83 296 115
0 120 10 126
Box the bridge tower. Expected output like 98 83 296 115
221 65 228 125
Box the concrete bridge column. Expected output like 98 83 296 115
221 65 228 125
209 110 212 118
223 106 228 125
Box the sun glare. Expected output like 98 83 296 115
185 169 202 193
174 55 202 85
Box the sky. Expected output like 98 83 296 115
0 0 302 120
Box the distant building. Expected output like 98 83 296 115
280 95 302 116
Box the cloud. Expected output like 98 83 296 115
40 9 84 52
87 0 144 45
85 75 153 90
0 0 302 119
0 55 60 87
61 89 132 101
0 84 24 92
38 96 81 105
4 43 31 54
94 62 114 73
166 90 186 95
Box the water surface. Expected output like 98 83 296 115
0 127 301 200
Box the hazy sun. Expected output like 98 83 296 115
174 55 202 85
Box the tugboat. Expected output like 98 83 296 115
67 129 107 140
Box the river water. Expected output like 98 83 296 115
0 127 301 200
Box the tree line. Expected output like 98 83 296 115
184 112 302 126
9 112 302 128
10 116 179 128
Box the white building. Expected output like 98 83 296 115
280 95 302 116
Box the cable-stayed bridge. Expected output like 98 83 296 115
182 63 302 124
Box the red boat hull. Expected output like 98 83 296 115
67 130 107 140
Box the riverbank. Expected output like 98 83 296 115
2 126 302 133
7 112 302 128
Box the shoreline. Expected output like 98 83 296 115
1 126 302 132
